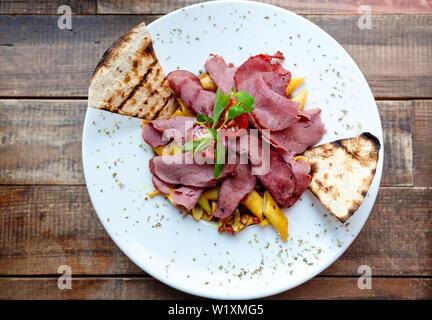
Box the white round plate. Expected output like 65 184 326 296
82 0 383 299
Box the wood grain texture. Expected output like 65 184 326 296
97 0 432 15
413 100 432 187
322 186 432 276
0 0 96 14
0 185 143 276
0 100 86 184
270 277 432 299
0 277 430 299
0 15 158 98
0 1 430 300
379 101 413 186
0 100 412 185
0 15 431 98
0 186 430 276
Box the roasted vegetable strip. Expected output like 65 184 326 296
199 73 218 91
241 190 264 221
198 196 212 214
285 77 305 96
291 88 307 111
202 187 219 200
263 191 288 241
192 205 204 221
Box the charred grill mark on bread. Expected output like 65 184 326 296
116 59 158 114
304 132 380 223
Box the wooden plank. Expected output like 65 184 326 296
0 100 86 184
0 277 430 299
0 185 143 276
98 0 432 15
379 101 413 186
0 15 431 98
0 186 430 276
0 0 96 14
311 15 432 98
322 186 432 276
0 15 158 98
413 100 432 187
270 277 432 299
0 100 411 185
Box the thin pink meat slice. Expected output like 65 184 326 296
171 186 204 211
234 51 290 96
152 175 172 194
263 108 326 157
284 157 311 208
258 147 297 208
214 164 256 219
234 52 299 131
149 153 237 188
204 55 236 94
142 116 194 148
234 133 296 207
167 70 215 117
151 175 203 212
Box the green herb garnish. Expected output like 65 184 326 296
212 88 231 128
181 87 255 178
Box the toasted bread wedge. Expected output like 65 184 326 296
88 22 177 120
304 133 380 222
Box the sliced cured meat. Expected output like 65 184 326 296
142 116 194 148
234 52 299 130
263 108 326 157
234 52 290 96
142 122 166 148
167 70 215 117
166 70 198 93
152 175 172 194
233 132 296 207
245 132 311 208
284 157 311 208
257 147 296 208
248 77 300 130
214 164 256 219
171 186 203 211
149 153 237 188
204 55 236 94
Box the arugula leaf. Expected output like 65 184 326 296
193 137 214 157
196 112 214 124
212 88 231 129
214 134 226 179
181 138 205 152
227 103 253 120
235 91 255 108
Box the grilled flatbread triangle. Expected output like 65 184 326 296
88 22 177 120
304 133 381 222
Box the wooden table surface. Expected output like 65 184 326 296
0 0 431 299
